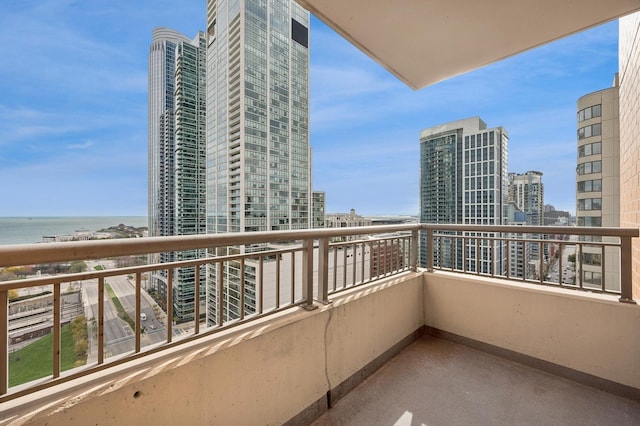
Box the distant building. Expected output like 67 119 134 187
508 171 544 226
371 240 404 276
370 216 418 226
419 117 508 274
508 171 544 278
312 191 326 228
576 75 620 291
326 209 372 228
543 205 572 226
326 209 372 241
505 202 535 279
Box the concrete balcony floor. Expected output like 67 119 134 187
312 335 640 426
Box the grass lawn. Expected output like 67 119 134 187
9 324 84 387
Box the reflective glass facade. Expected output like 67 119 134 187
149 29 207 322
206 0 310 325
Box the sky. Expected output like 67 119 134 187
0 1 620 217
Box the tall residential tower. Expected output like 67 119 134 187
148 28 207 321
508 171 544 226
507 171 544 279
205 0 311 324
419 117 509 274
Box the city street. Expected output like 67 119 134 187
546 239 577 285
82 261 167 360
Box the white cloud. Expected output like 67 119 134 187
67 140 94 150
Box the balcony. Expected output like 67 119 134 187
0 224 639 425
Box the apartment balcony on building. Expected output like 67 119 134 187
0 223 639 425
3 1 640 425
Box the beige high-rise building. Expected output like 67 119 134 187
619 11 640 299
576 76 620 291
325 209 372 242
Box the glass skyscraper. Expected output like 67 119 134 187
148 28 207 322
205 0 311 324
419 117 508 274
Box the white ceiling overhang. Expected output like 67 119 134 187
297 0 640 89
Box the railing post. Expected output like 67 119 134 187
194 266 200 335
98 277 105 365
135 272 141 353
302 238 317 309
217 262 224 326
0 288 8 396
317 237 330 303
427 228 434 272
539 241 544 284
166 269 173 342
619 235 636 304
411 230 418 272
53 283 61 379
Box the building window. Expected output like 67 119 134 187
583 271 602 286
577 104 602 122
577 160 602 175
577 179 602 193
583 253 602 265
577 216 602 226
577 198 602 211
577 123 603 140
578 141 602 157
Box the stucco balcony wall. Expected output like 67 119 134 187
423 271 640 391
3 272 424 425
3 270 638 425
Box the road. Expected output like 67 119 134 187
82 260 167 360
546 239 576 285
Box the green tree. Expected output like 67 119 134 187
0 269 17 282
70 316 88 358
74 338 88 358
568 254 576 264
69 261 88 273
8 289 19 301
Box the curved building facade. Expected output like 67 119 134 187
148 27 191 239
576 77 620 291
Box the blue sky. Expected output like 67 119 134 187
0 1 619 217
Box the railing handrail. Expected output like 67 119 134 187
0 224 420 267
420 224 639 238
1 224 637 268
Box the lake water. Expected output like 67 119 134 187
0 217 148 245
